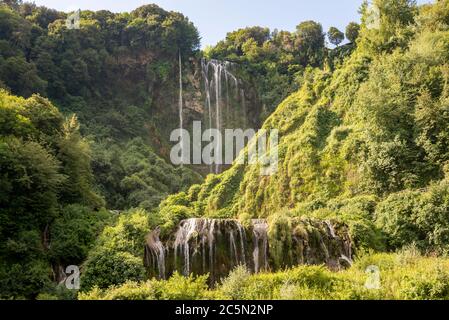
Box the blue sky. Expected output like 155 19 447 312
33 0 432 47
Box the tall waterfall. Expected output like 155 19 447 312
144 218 353 283
201 59 241 174
178 52 184 165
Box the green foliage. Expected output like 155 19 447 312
2 0 449 301
328 27 345 47
79 252 449 300
158 0 449 259
400 268 449 300
157 273 209 300
215 252 449 300
0 2 203 211
59 115 105 208
345 22 360 43
81 249 146 291
376 180 449 253
326 196 385 251
80 209 151 290
78 281 156 300
218 265 251 300
0 259 53 299
36 282 78 301
159 204 194 234
92 138 202 210
359 0 417 54
0 2 203 298
295 21 326 63
0 90 106 298
207 18 335 119
49 205 111 265
79 273 209 300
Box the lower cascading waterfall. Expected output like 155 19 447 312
144 218 352 283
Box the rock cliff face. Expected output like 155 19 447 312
145 218 352 283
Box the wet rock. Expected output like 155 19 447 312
144 217 352 283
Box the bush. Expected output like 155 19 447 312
376 181 449 253
81 250 146 291
0 260 52 299
80 210 150 290
78 252 449 300
218 265 251 300
79 273 209 300
400 269 449 300
50 205 111 265
157 273 209 300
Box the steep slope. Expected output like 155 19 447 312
0 89 110 298
0 2 205 209
158 0 449 254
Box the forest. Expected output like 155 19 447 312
1 0 449 300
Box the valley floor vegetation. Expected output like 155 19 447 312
79 249 449 300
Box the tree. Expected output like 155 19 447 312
0 89 107 298
80 210 150 290
296 21 325 50
57 115 104 208
359 0 417 53
345 22 360 43
328 27 345 47
295 21 325 65
0 0 23 11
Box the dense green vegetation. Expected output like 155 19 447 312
0 0 202 210
205 19 359 120
0 0 201 298
0 89 109 298
1 0 449 300
159 0 449 256
80 249 449 300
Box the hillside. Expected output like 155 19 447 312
0 2 207 210
79 0 449 300
1 0 449 301
158 0 449 253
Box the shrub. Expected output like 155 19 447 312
376 181 449 253
79 273 209 300
50 205 111 265
218 265 251 300
81 249 146 291
80 210 150 290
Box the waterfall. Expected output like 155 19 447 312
178 52 184 165
208 219 216 276
241 89 247 128
237 223 247 266
170 218 249 281
145 227 166 279
144 218 353 282
229 230 238 266
252 219 269 273
201 60 213 174
201 59 240 174
174 218 198 276
324 220 337 238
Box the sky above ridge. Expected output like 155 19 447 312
33 0 433 48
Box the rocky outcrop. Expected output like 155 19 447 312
144 218 352 283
